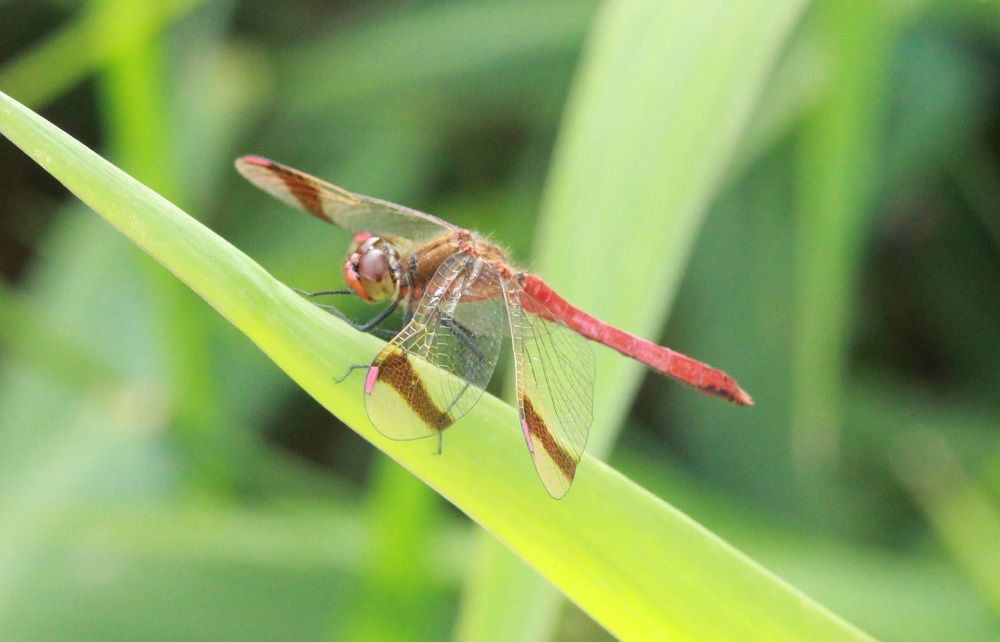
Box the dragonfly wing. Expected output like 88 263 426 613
365 253 505 439
502 280 595 498
235 155 455 244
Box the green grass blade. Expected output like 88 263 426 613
94 0 236 492
0 280 122 390
459 1 812 638
0 0 207 108
0 91 871 641
791 1 889 498
278 0 598 112
893 430 1000 615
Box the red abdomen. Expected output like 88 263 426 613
519 274 752 405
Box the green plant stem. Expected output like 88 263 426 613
791 0 889 503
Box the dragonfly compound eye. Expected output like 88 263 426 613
344 237 399 302
359 249 388 282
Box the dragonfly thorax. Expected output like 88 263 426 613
344 233 404 302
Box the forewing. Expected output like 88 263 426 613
365 254 505 439
235 155 455 244
502 280 595 498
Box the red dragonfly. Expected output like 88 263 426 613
236 155 752 498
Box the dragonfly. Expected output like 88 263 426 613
236 155 753 498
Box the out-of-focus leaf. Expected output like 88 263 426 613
612 434 1000 642
893 429 1000 615
0 0 208 107
791 1 890 503
885 24 995 188
278 0 599 112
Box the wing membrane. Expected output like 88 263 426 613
365 254 505 439
502 280 595 498
236 155 455 244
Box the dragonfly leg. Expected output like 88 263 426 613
335 363 369 384
308 297 400 334
356 298 400 332
436 314 483 418
442 381 474 419
310 302 353 321
293 287 354 298
435 431 443 455
293 285 390 330
440 315 485 361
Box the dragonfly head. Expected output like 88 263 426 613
344 233 404 303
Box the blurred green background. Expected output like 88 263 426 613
1 1 1000 640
